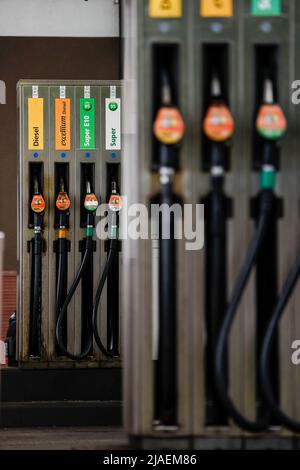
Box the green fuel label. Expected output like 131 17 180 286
80 98 95 150
251 0 281 16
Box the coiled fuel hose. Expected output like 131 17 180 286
260 252 300 432
56 181 98 360
92 181 121 358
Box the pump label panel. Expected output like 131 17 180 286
105 98 121 151
28 98 44 150
55 98 71 151
79 98 95 150
149 0 182 18
251 0 281 16
200 0 233 17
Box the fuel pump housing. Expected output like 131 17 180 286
17 80 123 369
122 0 300 450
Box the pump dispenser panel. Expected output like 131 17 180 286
122 0 298 449
17 80 122 368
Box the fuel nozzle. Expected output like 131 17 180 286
153 69 185 147
84 180 99 236
108 181 122 240
31 178 45 230
203 74 234 144
56 177 71 214
256 78 287 190
211 74 222 99
56 177 71 238
263 78 274 105
160 69 172 107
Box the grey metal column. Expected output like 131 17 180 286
122 0 195 447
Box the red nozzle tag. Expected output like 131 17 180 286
256 104 287 140
56 191 71 212
203 103 234 142
153 107 185 145
31 194 45 214
109 194 122 212
84 193 99 212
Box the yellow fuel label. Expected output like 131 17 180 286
149 0 182 18
28 98 44 150
55 98 71 151
200 0 233 17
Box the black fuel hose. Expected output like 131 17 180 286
214 189 273 431
56 236 93 360
92 238 118 358
260 252 300 433
206 174 228 421
56 239 68 313
56 238 68 346
157 174 177 425
29 230 42 356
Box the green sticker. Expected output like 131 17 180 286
251 0 281 16
80 98 95 150
109 102 118 111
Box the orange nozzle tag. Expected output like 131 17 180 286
31 194 45 214
153 107 185 145
56 191 71 212
84 193 99 212
109 194 122 212
203 103 234 142
256 104 287 140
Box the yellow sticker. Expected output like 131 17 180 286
149 0 182 18
200 0 233 17
28 98 44 150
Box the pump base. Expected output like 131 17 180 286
130 436 298 450
129 436 193 450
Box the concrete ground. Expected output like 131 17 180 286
0 427 129 450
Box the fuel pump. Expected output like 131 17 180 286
214 78 286 431
153 69 185 426
203 75 234 424
55 178 71 352
92 181 121 358
29 179 45 357
56 180 98 360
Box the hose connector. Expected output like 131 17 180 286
260 164 276 190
